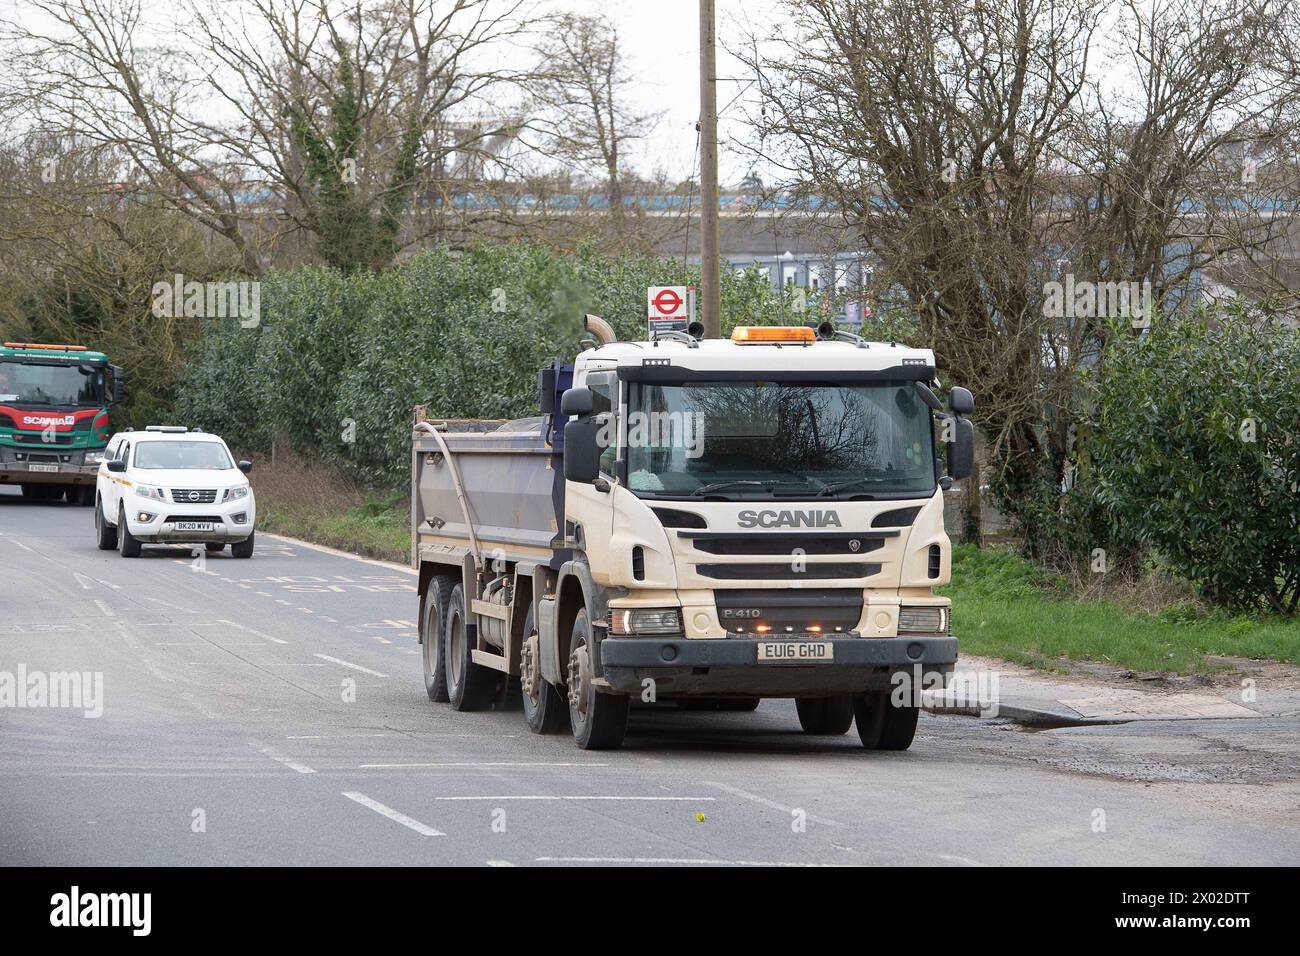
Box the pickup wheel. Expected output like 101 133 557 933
444 584 498 711
567 609 629 750
854 691 919 751
230 532 255 559
117 505 142 557
421 575 454 703
519 606 568 734
94 496 117 550
205 543 225 553
795 695 855 735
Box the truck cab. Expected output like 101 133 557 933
0 342 123 503
413 320 974 751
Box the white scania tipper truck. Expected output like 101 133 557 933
412 317 975 750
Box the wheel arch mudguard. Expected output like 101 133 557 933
538 556 614 685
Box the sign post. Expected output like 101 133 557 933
647 286 691 337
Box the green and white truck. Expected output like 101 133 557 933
0 342 124 503
412 317 975 750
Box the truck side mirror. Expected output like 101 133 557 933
948 417 974 480
110 365 125 405
564 417 602 483
560 387 594 417
950 386 974 416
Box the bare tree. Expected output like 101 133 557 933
0 0 546 274
738 0 1300 554
527 13 660 221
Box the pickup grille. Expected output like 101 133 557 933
163 515 223 523
170 488 217 504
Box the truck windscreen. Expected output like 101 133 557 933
0 360 104 407
625 380 936 499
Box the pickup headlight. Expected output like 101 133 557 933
898 606 949 635
610 608 682 635
134 483 166 502
222 485 250 502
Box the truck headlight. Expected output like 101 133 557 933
135 483 166 502
610 608 682 635
223 485 249 502
84 452 104 465
898 606 949 635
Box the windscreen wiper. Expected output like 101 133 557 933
817 477 887 497
689 479 811 497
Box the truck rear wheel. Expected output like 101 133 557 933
795 695 855 735
421 575 454 703
444 584 498 711
520 606 567 734
854 691 919 750
567 608 628 750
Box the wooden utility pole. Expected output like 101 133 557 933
699 0 721 338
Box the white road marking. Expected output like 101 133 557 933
8 538 33 552
313 654 389 678
288 734 391 740
486 860 516 867
297 607 314 614
74 573 95 590
262 531 417 575
342 792 443 836
434 795 716 802
938 854 986 867
258 745 316 774
702 781 843 827
93 599 115 618
320 617 337 623
536 857 848 867
360 762 608 769
218 619 289 645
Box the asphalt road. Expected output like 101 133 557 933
2 485 1297 866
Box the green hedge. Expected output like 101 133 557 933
177 243 895 484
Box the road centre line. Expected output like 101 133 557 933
433 795 717 802
313 654 389 678
258 745 316 774
359 762 608 769
535 857 847 867
342 792 443 836
702 781 843 827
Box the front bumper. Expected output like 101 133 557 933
0 461 99 486
124 501 256 544
599 635 958 696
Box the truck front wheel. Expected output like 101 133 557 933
566 609 628 750
796 695 855 735
421 575 454 703
854 691 919 751
444 584 499 711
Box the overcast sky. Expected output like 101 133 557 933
567 0 785 184
0 0 782 186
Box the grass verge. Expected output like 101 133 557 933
248 451 409 564
939 545 1300 675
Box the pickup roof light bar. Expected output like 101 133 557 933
731 326 817 344
3 342 88 351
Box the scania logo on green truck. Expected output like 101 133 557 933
737 509 843 529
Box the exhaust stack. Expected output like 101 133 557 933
583 313 617 346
